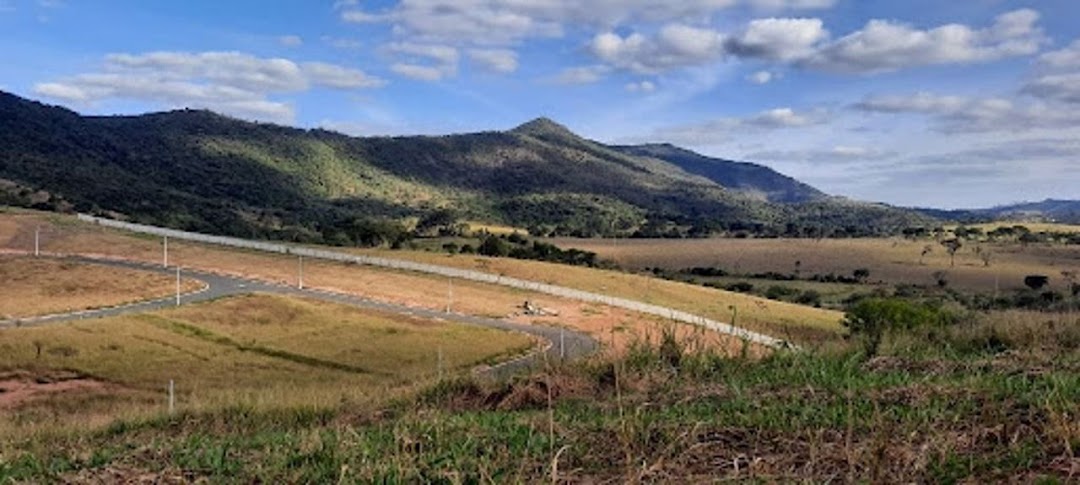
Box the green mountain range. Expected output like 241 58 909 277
0 90 933 244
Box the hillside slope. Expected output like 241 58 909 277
0 91 933 242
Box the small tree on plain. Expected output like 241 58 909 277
941 239 962 267
920 245 933 265
979 249 993 267
853 268 870 282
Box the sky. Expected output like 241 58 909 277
1 0 1078 209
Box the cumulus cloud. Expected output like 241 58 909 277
803 9 1046 73
584 9 1045 76
279 35 303 47
589 24 726 73
725 17 828 61
854 92 1080 133
1039 39 1080 69
468 48 518 73
33 51 385 123
340 0 835 47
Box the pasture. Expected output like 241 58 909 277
548 236 1080 294
0 256 202 320
0 294 533 437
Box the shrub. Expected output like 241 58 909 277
725 282 754 293
843 298 955 357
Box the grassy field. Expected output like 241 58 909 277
0 256 202 320
2 308 1075 483
0 209 838 348
347 247 844 343
0 294 534 437
549 236 1080 294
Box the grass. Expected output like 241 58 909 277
2 309 1075 483
0 255 202 320
1 210 815 350
350 248 845 344
549 236 1080 294
0 294 534 438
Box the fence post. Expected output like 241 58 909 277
168 379 175 414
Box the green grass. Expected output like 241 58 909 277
3 311 1076 483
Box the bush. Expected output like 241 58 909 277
764 285 799 301
725 282 754 293
795 290 822 307
843 298 956 357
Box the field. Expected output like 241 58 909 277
0 294 534 437
3 308 1076 482
549 236 1080 294
0 256 203 320
0 209 841 348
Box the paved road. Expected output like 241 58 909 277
0 255 597 377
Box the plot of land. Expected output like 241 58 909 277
548 237 1080 294
0 210 833 348
0 294 534 435
0 255 202 320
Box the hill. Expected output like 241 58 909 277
0 91 933 243
917 199 1080 224
611 143 825 203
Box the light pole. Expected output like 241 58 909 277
298 255 304 289
34 226 40 257
175 267 181 306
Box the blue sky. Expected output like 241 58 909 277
1 0 1078 209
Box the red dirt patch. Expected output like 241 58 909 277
0 370 114 408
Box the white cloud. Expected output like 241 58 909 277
1022 73 1080 104
625 80 656 93
803 9 1046 73
855 91 1080 133
468 48 518 73
279 35 303 47
589 24 726 73
725 17 828 61
384 42 459 81
33 51 385 123
642 107 828 145
1039 39 1080 69
551 65 609 85
341 0 835 47
746 70 774 84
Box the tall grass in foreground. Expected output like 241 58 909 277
2 311 1077 483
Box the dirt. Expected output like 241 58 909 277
0 370 114 408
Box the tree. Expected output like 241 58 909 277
1024 275 1049 291
1063 271 1079 297
979 249 993 267
853 268 870 282
941 238 962 267
843 298 950 357
920 245 933 265
478 235 510 257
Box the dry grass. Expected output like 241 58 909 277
549 236 1080 294
0 293 533 437
0 255 202 319
0 211 811 350
350 248 845 343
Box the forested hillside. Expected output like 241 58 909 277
0 91 934 245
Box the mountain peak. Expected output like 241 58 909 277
510 117 578 138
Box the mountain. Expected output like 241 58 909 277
921 199 1080 224
611 143 825 203
0 91 933 244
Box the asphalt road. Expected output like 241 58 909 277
0 255 597 377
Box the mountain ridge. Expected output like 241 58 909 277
0 90 934 243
